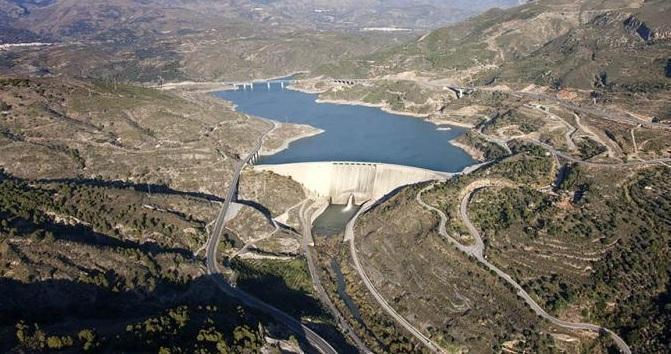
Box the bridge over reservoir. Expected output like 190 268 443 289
254 161 457 204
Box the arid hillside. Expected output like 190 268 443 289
316 0 670 93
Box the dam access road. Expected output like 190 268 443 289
338 176 631 354
204 119 337 354
416 181 632 354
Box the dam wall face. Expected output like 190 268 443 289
330 163 377 203
254 162 449 204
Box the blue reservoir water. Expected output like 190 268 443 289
215 81 475 172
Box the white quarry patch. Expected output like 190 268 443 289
361 27 413 32
0 42 53 50
254 162 452 204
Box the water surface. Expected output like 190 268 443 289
215 81 476 172
313 204 361 236
330 258 363 322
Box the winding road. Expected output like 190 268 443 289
529 139 671 168
204 119 337 354
511 91 671 132
416 182 632 354
345 203 447 353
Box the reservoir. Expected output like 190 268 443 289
215 80 476 172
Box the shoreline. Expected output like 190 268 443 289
315 97 430 119
289 84 476 129
287 84 324 95
288 85 430 119
429 118 475 129
450 139 485 162
260 123 325 156
213 76 482 163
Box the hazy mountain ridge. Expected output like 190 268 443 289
0 0 427 82
0 0 520 43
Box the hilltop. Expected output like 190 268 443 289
301 0 669 128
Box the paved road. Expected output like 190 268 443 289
511 91 671 131
474 117 671 169
530 140 671 168
345 203 446 353
204 120 337 354
417 183 632 354
299 201 372 353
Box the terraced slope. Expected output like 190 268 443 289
316 0 670 94
347 141 670 353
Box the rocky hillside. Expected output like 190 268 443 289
0 74 351 353
316 0 670 91
498 0 671 91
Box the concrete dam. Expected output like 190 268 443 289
253 162 453 204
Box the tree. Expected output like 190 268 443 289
46 336 64 349
78 329 97 351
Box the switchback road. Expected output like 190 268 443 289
417 182 632 354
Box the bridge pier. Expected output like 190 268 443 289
247 151 260 166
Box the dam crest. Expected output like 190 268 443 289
253 161 461 204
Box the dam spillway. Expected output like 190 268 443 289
254 162 451 204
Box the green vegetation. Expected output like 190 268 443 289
576 137 607 160
491 143 555 186
351 183 572 352
0 171 207 254
317 241 425 353
231 258 323 319
1 1 670 353
0 100 11 112
0 169 346 352
467 161 671 353
13 303 273 353
482 109 545 136
455 130 510 161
